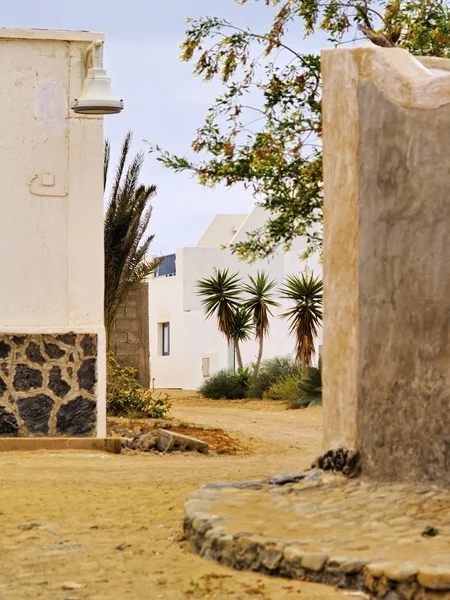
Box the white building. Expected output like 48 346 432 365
148 207 322 389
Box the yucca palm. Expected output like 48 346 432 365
242 271 279 371
280 272 323 369
232 307 254 370
104 131 160 346
297 357 322 408
196 269 251 370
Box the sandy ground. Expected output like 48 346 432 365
0 392 350 600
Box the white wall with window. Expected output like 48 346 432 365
148 207 322 390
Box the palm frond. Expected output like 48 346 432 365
242 270 279 341
280 271 323 368
196 269 243 341
104 132 158 346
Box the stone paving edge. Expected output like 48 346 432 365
183 479 450 600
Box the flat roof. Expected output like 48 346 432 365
0 28 104 43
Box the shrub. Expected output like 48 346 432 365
233 367 253 390
295 358 322 408
199 369 247 400
107 353 170 418
264 373 301 405
247 356 300 399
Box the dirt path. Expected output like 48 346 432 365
0 395 349 600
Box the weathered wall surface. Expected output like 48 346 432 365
322 45 450 485
358 82 450 485
111 284 150 387
0 29 106 436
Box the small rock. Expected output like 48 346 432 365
61 583 86 590
156 429 208 454
115 543 131 551
301 553 328 572
365 562 391 578
266 473 305 486
134 432 157 452
418 567 450 590
283 545 305 564
18 522 41 530
384 562 418 582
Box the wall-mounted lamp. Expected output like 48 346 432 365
71 39 123 115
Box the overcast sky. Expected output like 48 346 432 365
4 1 327 255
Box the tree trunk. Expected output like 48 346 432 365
234 341 244 371
255 336 264 373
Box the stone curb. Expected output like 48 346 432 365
183 475 450 600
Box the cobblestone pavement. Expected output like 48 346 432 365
184 471 450 599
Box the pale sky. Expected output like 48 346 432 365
4 0 327 255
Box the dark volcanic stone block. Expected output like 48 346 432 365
0 341 11 359
44 341 65 360
17 394 54 435
56 334 76 346
48 366 70 398
13 364 43 392
25 342 45 366
56 396 96 436
77 359 96 393
0 407 19 436
0 375 7 398
81 335 97 358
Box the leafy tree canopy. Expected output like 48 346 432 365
155 0 450 260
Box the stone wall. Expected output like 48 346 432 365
110 283 150 387
0 333 97 437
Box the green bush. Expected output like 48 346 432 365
107 353 170 418
233 367 253 390
247 356 300 399
264 373 301 405
199 369 247 399
295 358 322 408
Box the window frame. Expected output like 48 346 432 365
161 322 170 356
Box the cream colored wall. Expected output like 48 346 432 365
195 214 248 248
0 29 106 435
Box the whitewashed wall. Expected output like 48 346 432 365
0 29 106 435
149 208 323 390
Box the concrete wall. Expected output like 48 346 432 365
322 45 450 486
110 283 150 387
0 29 106 436
149 209 322 390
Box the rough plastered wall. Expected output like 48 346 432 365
322 45 450 486
110 283 150 387
0 29 106 437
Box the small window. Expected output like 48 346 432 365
162 322 170 356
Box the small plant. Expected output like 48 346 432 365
247 356 300 399
296 358 322 408
422 525 439 537
107 352 170 418
199 369 247 400
264 373 302 406
233 367 253 390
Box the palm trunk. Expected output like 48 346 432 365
234 340 244 371
255 336 264 373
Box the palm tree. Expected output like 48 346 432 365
196 269 251 370
232 307 254 370
104 131 160 346
242 271 279 371
280 272 323 369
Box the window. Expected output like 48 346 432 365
162 322 170 356
155 254 176 277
